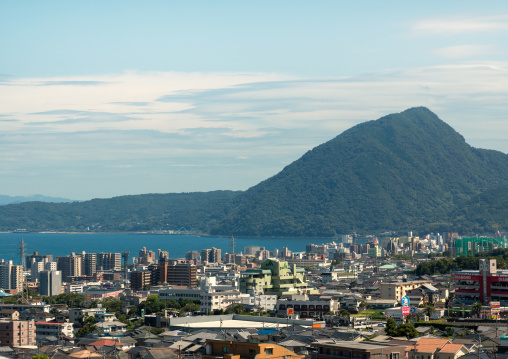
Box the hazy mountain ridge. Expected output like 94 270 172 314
1 107 507 236
0 194 74 206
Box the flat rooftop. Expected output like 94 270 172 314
176 319 292 329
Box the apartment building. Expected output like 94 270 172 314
0 319 36 347
380 280 433 301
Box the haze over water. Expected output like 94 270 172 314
0 233 329 265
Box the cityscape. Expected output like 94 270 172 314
2 1 508 359
2 233 508 358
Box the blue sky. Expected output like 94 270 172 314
1 1 508 200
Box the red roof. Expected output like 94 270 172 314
35 321 64 325
89 339 123 347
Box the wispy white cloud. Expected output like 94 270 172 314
412 14 508 35
1 65 508 199
431 44 494 59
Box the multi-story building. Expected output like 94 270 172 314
83 252 97 276
39 270 62 296
56 253 82 282
97 253 121 271
313 341 407 359
201 247 222 263
138 247 156 265
130 270 151 291
0 319 36 347
35 321 73 339
240 259 317 296
167 262 197 287
380 280 433 301
454 258 508 305
185 251 200 261
276 295 337 319
200 291 241 314
26 252 53 270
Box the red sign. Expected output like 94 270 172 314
402 307 410 316
287 308 294 316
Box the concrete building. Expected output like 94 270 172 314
312 341 407 359
35 321 73 339
39 270 62 296
0 319 36 347
56 253 82 282
240 259 317 296
201 291 241 314
0 260 23 291
380 280 433 301
201 247 222 263
83 252 97 276
454 258 508 305
276 295 337 319
130 270 151 291
26 252 53 270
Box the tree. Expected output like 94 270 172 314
472 302 483 316
339 309 350 316
33 355 52 359
385 318 398 336
396 323 419 339
231 304 245 314
359 301 368 311
423 304 435 318
76 316 98 338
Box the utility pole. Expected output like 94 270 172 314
231 235 235 257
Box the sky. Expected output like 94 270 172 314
1 1 508 200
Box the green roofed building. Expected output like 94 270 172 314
240 259 318 297
455 237 508 257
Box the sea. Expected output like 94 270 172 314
0 232 332 264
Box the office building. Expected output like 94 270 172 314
39 270 62 296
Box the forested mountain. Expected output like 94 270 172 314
212 107 508 236
1 107 507 236
0 191 239 232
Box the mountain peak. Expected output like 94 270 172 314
213 108 508 236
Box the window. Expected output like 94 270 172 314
294 305 301 310
392 354 399 359
265 348 273 355
222 347 229 353
249 349 256 357
301 305 308 310
316 305 322 310
309 305 315 310
279 304 286 310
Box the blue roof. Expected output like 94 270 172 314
257 329 277 335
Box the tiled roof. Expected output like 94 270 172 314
439 343 465 354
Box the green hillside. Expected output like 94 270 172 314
1 107 507 236
0 191 239 232
212 107 508 236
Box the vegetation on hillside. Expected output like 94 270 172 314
415 248 508 275
1 108 508 236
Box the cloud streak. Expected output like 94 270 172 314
1 65 508 199
412 14 508 35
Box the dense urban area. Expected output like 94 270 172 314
2 232 508 359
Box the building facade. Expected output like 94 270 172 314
0 319 36 347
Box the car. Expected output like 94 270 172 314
378 323 386 327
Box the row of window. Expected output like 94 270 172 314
279 304 330 310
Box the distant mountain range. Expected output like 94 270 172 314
0 194 74 206
1 107 507 236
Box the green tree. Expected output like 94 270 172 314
76 316 98 338
472 302 483 316
396 323 419 339
33 355 52 359
423 304 435 318
385 318 398 336
231 304 245 314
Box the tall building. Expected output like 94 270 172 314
25 252 53 270
83 253 97 276
201 247 221 263
39 270 62 296
130 270 151 291
167 263 197 287
185 251 200 261
97 253 121 271
56 253 82 282
0 260 12 290
0 320 36 347
138 247 156 265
